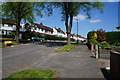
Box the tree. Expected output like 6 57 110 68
96 29 106 42
2 2 44 43
53 2 105 45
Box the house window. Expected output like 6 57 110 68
2 30 4 34
2 24 4 26
34 27 37 30
8 24 13 27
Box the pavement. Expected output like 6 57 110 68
2 42 105 79
30 44 105 78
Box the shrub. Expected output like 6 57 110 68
45 35 66 41
105 31 120 44
1 34 15 38
22 32 44 40
111 42 120 46
100 41 110 46
96 29 106 42
89 39 99 45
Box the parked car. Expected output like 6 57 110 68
31 37 44 42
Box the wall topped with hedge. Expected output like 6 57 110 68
87 31 120 44
105 31 120 44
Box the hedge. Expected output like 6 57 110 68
87 31 120 44
22 32 44 39
105 31 120 44
45 35 67 41
1 34 15 38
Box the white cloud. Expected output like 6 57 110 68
90 19 102 23
40 18 45 21
73 14 87 22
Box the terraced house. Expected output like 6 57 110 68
1 18 86 41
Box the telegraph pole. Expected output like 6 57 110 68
76 19 79 43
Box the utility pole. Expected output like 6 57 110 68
76 19 79 43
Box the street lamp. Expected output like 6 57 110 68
76 19 79 43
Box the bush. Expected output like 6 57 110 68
105 31 120 44
89 39 99 45
96 29 106 42
22 32 44 40
100 41 110 46
1 34 15 38
45 35 67 41
111 42 120 46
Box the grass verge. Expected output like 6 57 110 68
0 42 20 48
2 69 56 80
57 44 77 52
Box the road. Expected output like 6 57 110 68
2 42 104 79
2 42 65 78
30 44 104 78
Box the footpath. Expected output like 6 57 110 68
30 44 105 79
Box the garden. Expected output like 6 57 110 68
87 29 120 53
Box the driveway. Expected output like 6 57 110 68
2 42 65 78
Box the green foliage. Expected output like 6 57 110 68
89 39 99 45
45 35 67 41
57 44 76 52
3 69 55 79
1 34 15 38
87 31 96 39
2 2 51 43
53 2 105 45
53 2 105 21
2 2 37 22
22 32 44 40
111 42 120 46
12 42 18 45
87 31 97 44
100 41 110 46
105 31 120 44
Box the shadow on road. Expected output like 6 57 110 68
101 68 111 80
38 42 67 47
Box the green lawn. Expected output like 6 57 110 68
57 44 77 52
3 69 56 80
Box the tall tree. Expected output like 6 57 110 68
2 2 44 43
53 2 105 45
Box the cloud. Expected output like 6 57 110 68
90 19 102 23
73 14 87 22
40 18 45 21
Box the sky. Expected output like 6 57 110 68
34 2 119 38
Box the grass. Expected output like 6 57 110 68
2 69 56 80
57 44 77 52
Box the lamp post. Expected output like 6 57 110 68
76 19 79 43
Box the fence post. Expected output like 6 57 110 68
95 45 100 58
110 51 120 80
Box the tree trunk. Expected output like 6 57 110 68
16 21 20 43
67 32 71 45
64 2 71 45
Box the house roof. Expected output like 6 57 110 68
33 23 53 31
70 34 75 36
116 26 120 29
55 28 65 34
1 18 16 25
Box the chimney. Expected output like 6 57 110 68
40 23 43 25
